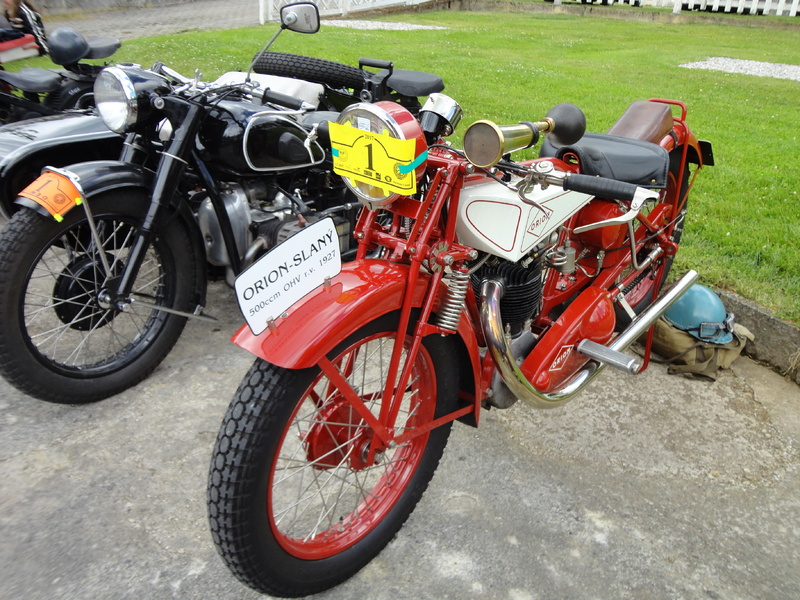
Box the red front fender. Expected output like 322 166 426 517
231 259 482 386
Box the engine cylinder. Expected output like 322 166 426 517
471 260 542 336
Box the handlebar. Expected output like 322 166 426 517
257 88 309 111
151 62 192 85
562 174 638 203
359 58 393 72
519 160 657 233
149 62 314 111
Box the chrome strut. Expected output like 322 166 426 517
479 270 698 409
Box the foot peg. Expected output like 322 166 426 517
577 339 641 374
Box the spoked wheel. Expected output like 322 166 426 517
615 150 690 326
0 190 196 403
208 312 461 597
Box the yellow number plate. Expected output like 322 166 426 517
19 171 83 222
329 122 425 196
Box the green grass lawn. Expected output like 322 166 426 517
13 8 800 323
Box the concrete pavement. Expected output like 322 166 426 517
46 0 266 40
1 279 798 600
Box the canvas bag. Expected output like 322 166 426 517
650 317 754 381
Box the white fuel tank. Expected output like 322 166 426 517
455 176 592 262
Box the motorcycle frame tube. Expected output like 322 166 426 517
0 92 60 117
190 149 243 275
537 201 674 322
647 98 708 211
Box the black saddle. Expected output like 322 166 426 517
383 69 444 98
540 133 669 189
85 36 121 60
540 100 673 189
0 67 61 93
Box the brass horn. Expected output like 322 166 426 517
463 119 552 168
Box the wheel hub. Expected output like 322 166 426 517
303 400 377 471
52 253 119 331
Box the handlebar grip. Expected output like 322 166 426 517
359 57 393 71
563 174 638 202
261 89 306 110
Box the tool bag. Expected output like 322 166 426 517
650 317 754 381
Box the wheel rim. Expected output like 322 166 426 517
268 330 437 559
21 215 172 375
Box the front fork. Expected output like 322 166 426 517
331 170 477 456
100 99 203 312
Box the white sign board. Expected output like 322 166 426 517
234 217 342 335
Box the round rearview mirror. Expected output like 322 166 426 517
280 2 320 34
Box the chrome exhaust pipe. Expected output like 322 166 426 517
480 270 698 409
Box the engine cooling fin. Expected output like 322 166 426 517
471 259 542 336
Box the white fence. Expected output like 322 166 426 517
560 0 798 16
260 0 799 21
259 0 433 23
676 0 799 16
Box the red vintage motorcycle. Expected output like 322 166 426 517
207 92 713 596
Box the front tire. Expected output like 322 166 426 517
208 312 460 597
0 189 197 403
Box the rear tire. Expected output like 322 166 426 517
0 190 197 403
208 311 461 597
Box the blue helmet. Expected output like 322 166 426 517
663 284 735 344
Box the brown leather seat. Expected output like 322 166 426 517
606 100 674 144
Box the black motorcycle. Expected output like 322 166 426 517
0 2 445 404
0 49 442 221
0 26 121 123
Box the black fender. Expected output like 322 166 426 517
15 159 209 311
0 112 123 218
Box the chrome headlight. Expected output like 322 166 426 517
333 102 427 210
94 66 170 134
